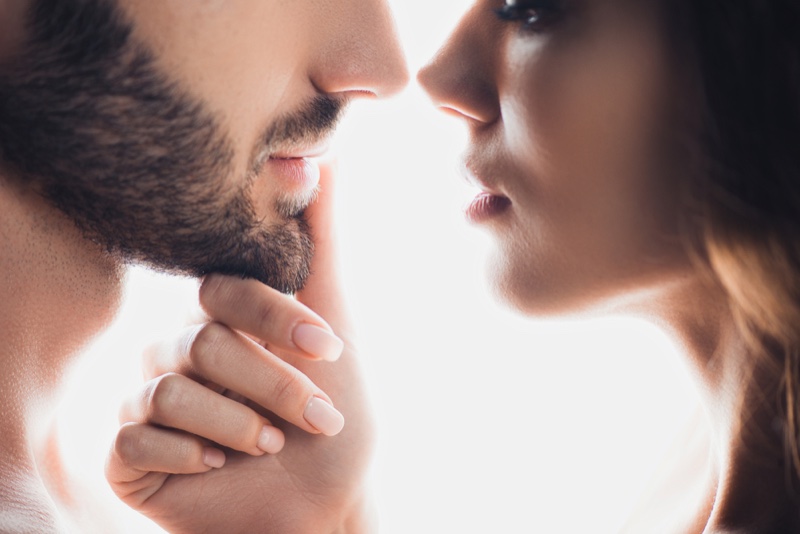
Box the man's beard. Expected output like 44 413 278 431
0 0 344 294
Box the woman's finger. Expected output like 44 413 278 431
198 272 344 363
119 372 286 456
108 422 223 480
106 422 228 508
295 161 349 325
142 325 345 436
192 166 351 355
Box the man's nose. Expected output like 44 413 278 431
309 0 409 100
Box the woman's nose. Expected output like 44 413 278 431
310 0 409 100
417 7 500 125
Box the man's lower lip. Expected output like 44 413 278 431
266 157 320 191
466 192 512 224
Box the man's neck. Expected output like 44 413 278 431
0 178 124 530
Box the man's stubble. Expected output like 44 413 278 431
0 0 344 294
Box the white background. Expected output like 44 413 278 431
56 1 701 532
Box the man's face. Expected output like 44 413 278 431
0 0 407 293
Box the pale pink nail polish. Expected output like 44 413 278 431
292 323 344 362
257 425 285 455
203 447 225 468
304 397 345 436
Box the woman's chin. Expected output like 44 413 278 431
492 283 583 319
487 257 623 320
488 259 575 318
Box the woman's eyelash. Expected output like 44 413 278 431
494 2 562 32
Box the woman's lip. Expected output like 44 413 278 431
466 192 512 224
461 162 505 197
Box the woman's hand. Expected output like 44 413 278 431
105 165 377 534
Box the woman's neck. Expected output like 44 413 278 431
636 274 800 532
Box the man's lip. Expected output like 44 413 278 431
270 141 331 160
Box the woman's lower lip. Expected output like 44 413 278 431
266 157 320 192
466 192 512 224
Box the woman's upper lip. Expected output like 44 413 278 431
461 158 507 198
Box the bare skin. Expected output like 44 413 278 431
0 178 124 532
99 0 799 531
0 0 407 531
620 279 800 533
418 1 800 531
106 168 382 533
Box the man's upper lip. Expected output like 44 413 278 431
270 140 331 160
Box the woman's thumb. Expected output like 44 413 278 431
296 161 346 323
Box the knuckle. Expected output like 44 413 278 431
227 410 263 447
146 373 187 424
114 423 148 468
270 368 308 409
254 296 280 336
189 322 229 375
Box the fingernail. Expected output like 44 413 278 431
304 397 345 436
203 447 226 469
292 323 344 362
257 425 285 455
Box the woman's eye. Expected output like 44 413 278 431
494 1 563 33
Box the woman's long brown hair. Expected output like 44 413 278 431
666 0 800 478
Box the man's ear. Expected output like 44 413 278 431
0 0 29 64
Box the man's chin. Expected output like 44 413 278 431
137 259 310 294
122 239 311 295
276 190 318 220
208 228 312 294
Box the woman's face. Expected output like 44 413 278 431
419 0 694 315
